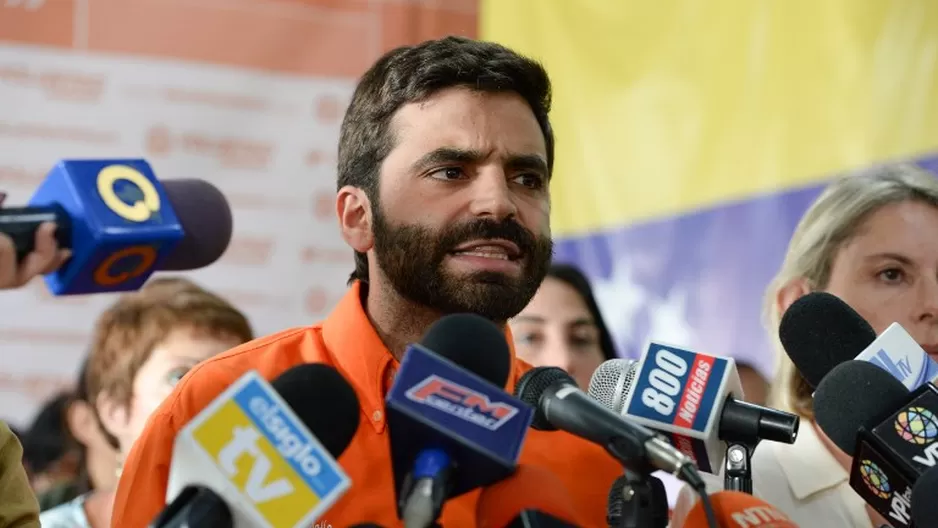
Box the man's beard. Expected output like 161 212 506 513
371 205 553 321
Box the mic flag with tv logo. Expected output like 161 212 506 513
849 382 938 527
386 343 534 499
855 323 938 390
852 439 915 528
620 341 743 474
168 370 351 528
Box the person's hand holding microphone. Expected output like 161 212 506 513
0 191 71 289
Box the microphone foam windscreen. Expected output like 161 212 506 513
420 313 512 388
475 464 577 528
682 491 799 527
271 364 361 458
813 360 909 455
911 465 938 526
160 179 233 271
514 367 575 430
778 291 877 388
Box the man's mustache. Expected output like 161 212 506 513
439 219 537 256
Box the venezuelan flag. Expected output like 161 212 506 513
482 0 938 375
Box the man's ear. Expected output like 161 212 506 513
337 186 374 253
776 277 811 318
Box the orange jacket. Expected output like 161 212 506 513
111 282 623 527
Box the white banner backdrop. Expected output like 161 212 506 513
0 0 478 427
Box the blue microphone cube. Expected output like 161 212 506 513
386 343 533 500
28 159 184 295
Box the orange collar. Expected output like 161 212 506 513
319 281 521 433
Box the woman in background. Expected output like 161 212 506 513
22 393 79 497
39 278 253 528
510 263 618 389
674 163 938 527
36 360 118 512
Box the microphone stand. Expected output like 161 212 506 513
607 469 669 528
723 441 756 494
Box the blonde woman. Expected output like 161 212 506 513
673 163 938 528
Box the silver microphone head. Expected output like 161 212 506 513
588 359 639 414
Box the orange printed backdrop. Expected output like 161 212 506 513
0 0 478 426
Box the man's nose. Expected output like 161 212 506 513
467 170 518 221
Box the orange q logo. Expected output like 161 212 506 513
93 246 157 286
97 165 161 222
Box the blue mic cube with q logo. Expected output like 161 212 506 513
28 159 184 295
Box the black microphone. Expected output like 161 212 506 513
606 476 627 527
813 360 938 528
387 313 533 528
513 366 703 489
779 291 877 388
150 485 230 528
604 473 668 528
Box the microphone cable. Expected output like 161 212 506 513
682 465 718 528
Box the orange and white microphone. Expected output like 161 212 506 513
681 491 798 528
475 464 578 528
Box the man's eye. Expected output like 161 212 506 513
429 167 465 180
514 173 545 189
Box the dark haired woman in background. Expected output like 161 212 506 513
36 359 118 512
510 263 618 389
21 394 77 498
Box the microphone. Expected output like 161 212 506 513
779 291 877 388
513 366 702 488
0 159 232 295
605 473 668 528
606 476 627 527
780 292 938 391
154 364 360 528
386 313 534 528
679 491 799 527
151 485 231 528
588 345 799 476
813 360 937 528
475 464 579 528
911 465 938 527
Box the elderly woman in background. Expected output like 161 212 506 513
39 278 253 528
674 163 938 527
